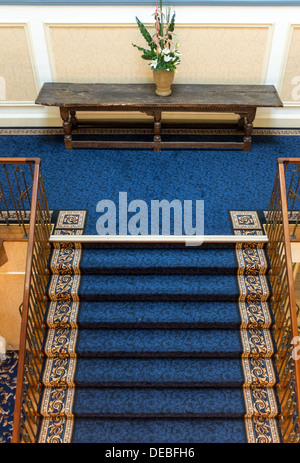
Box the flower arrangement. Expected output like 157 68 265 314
132 1 181 73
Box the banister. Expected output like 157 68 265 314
0 157 51 443
11 161 40 443
266 158 300 442
278 160 300 430
0 158 41 165
49 234 269 244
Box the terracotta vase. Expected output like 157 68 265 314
153 70 175 96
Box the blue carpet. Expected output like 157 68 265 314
44 328 268 357
75 274 241 301
75 247 259 274
47 357 249 387
71 418 248 443
1 131 300 234
72 387 250 417
0 351 18 443
50 300 263 329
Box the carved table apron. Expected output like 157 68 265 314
35 83 283 152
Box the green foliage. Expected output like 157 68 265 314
169 13 176 33
132 1 181 73
132 44 156 61
135 17 155 50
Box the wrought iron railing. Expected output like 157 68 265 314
0 158 51 443
266 158 300 443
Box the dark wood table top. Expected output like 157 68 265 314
35 82 283 109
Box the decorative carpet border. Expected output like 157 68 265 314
55 210 86 230
50 248 82 275
46 301 79 329
242 357 277 388
245 417 281 444
48 274 81 302
38 416 74 444
42 357 77 388
238 274 270 303
39 209 87 442
2 128 300 136
44 328 78 359
230 211 262 231
241 329 274 358
244 388 278 418
40 386 75 418
230 210 281 443
0 209 54 223
236 246 268 275
239 302 272 329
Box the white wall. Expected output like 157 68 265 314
0 4 300 127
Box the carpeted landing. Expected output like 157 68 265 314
36 210 282 443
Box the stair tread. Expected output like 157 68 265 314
61 417 280 443
43 328 275 358
40 387 278 418
42 357 278 387
49 274 239 300
51 247 268 274
46 300 273 328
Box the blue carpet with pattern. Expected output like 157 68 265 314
0 351 18 443
1 130 300 234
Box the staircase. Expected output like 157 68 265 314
36 211 282 443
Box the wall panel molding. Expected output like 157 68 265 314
0 22 40 103
277 24 300 105
44 22 273 86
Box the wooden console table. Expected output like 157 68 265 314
35 82 283 152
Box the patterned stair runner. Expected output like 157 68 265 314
36 210 282 443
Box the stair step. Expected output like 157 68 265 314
45 300 273 330
43 328 275 358
40 416 281 443
50 246 269 275
40 387 279 419
41 357 278 388
48 274 271 302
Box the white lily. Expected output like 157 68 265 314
150 59 158 69
162 47 171 55
163 55 172 62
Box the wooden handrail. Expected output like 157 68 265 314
278 160 300 430
11 160 41 443
0 158 41 165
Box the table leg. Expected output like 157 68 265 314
60 107 73 150
243 108 257 152
70 110 78 130
237 116 246 131
154 110 162 152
